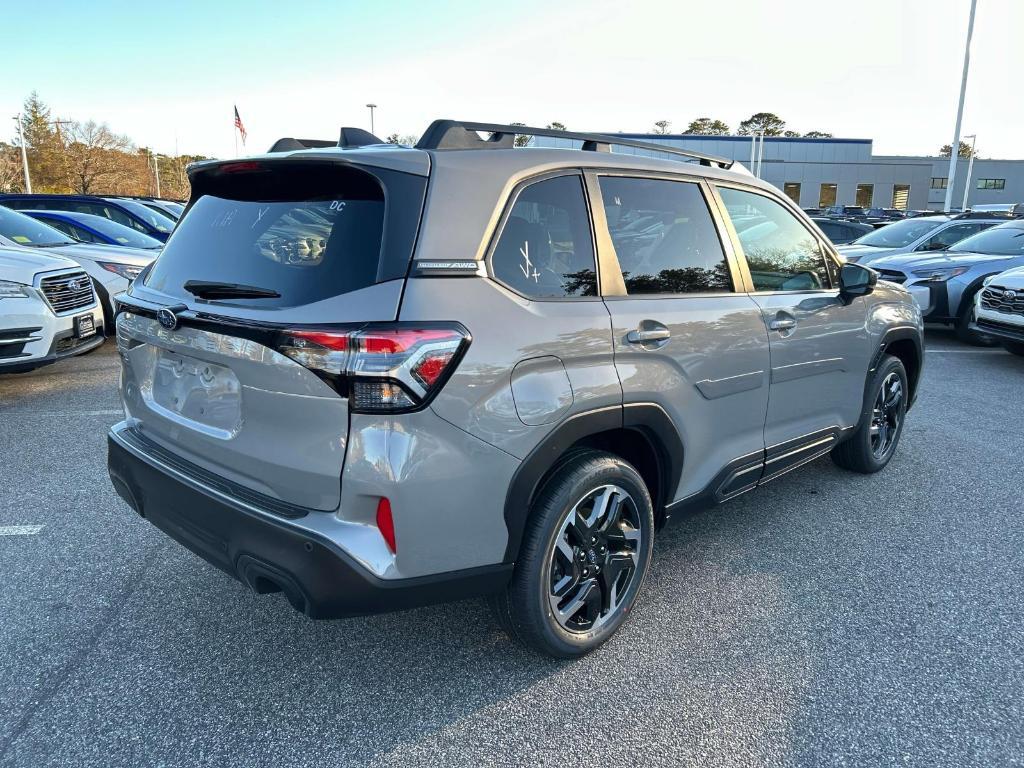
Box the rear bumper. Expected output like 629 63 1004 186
107 426 512 619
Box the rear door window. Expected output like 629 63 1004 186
599 176 732 294
144 164 418 307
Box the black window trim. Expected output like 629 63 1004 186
584 169 745 300
709 180 842 296
483 169 603 303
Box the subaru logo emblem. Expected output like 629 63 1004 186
157 308 178 330
1005 289 1018 300
68 277 86 291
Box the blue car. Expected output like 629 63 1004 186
0 194 175 242
22 210 163 250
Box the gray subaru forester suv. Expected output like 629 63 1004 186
108 121 924 657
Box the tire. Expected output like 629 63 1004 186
1003 341 1024 357
832 354 908 474
954 291 998 346
490 450 655 658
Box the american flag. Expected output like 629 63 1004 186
234 105 247 145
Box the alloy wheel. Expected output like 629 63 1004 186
546 484 643 633
870 371 903 459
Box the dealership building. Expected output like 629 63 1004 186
531 133 1024 212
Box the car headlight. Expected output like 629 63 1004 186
98 262 144 281
910 266 970 282
983 274 997 286
0 280 29 299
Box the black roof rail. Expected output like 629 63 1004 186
267 127 385 154
414 120 734 169
268 137 337 153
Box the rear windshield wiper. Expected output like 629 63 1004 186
183 280 281 300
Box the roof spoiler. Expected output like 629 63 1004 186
414 119 734 169
267 127 385 154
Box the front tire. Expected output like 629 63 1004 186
832 354 908 474
490 451 654 658
955 291 998 346
1003 341 1024 357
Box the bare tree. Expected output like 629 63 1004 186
0 143 24 192
652 120 672 135
63 120 133 194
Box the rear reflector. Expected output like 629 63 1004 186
376 497 397 553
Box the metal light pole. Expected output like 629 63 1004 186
13 114 31 193
960 134 977 212
943 0 978 212
366 103 377 135
151 151 161 198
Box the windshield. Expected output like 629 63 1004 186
0 205 77 247
73 213 163 248
948 225 1024 256
853 218 946 248
115 199 175 233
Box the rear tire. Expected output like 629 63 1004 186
1003 341 1024 357
832 355 908 474
490 450 654 658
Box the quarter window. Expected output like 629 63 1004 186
599 177 732 295
719 187 833 292
490 175 597 299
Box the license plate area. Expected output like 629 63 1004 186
145 349 243 439
74 313 96 339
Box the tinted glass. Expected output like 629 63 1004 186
71 213 162 248
854 217 946 247
0 206 76 246
114 199 175 233
719 187 832 291
949 224 1024 255
145 166 387 307
491 175 596 298
599 177 731 295
923 223 988 250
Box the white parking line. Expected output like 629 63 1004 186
0 409 123 417
0 525 45 536
928 349 1007 354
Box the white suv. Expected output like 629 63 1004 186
0 245 105 373
974 266 1024 356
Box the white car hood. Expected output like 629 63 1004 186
987 266 1024 289
0 245 80 284
837 244 902 264
46 242 156 267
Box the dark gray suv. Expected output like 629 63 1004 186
107 121 924 657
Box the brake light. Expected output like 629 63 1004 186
276 323 470 413
219 161 263 174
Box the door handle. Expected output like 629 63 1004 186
767 312 797 332
627 326 671 344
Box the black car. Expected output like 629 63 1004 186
823 205 868 220
865 208 905 221
811 217 876 245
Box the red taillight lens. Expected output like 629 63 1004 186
376 497 397 553
219 161 263 174
276 323 469 413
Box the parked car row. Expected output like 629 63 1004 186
0 193 181 373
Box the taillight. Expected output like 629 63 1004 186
276 323 470 413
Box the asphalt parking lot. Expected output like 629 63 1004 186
1 334 1022 768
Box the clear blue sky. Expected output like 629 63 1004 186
4 0 1022 159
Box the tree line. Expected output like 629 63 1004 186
0 92 205 199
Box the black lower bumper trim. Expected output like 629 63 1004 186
973 318 1024 344
107 430 513 619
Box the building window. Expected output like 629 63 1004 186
930 177 948 189
819 183 837 208
892 184 911 210
783 182 801 205
976 178 1006 190
855 184 874 207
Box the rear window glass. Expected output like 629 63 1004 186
144 166 389 307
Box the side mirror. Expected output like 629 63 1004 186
840 262 877 299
